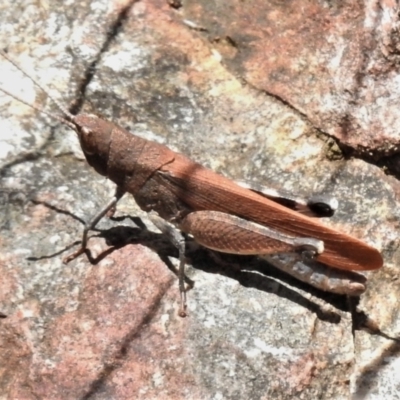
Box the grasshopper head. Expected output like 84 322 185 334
73 114 114 177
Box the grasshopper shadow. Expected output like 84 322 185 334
27 203 382 327
84 217 348 324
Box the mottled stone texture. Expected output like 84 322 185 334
183 1 400 153
0 0 400 399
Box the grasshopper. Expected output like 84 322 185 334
0 50 383 316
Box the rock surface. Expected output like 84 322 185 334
1 1 400 399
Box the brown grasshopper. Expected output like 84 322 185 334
0 50 383 316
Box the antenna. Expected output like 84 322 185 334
0 49 77 130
